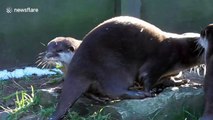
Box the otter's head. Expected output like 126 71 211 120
199 24 213 49
199 24 213 60
37 37 81 70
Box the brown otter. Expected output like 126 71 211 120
50 16 204 120
199 24 213 120
36 37 81 75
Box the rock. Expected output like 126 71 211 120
102 87 204 120
19 115 39 120
0 112 9 120
70 86 204 120
38 83 204 120
36 88 58 107
71 97 106 116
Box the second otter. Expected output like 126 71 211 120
199 24 213 120
37 37 81 75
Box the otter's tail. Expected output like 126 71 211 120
49 77 91 120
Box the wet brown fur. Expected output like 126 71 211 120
50 16 203 120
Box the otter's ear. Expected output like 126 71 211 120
69 46 75 52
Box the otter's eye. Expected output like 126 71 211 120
69 47 74 52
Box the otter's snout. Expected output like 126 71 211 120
45 52 59 59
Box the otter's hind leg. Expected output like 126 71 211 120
138 59 174 92
99 70 151 100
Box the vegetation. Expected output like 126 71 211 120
0 86 36 119
65 108 111 120
0 83 111 120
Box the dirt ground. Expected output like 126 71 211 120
0 74 63 111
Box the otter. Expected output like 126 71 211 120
37 37 81 75
199 24 213 120
50 16 203 120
